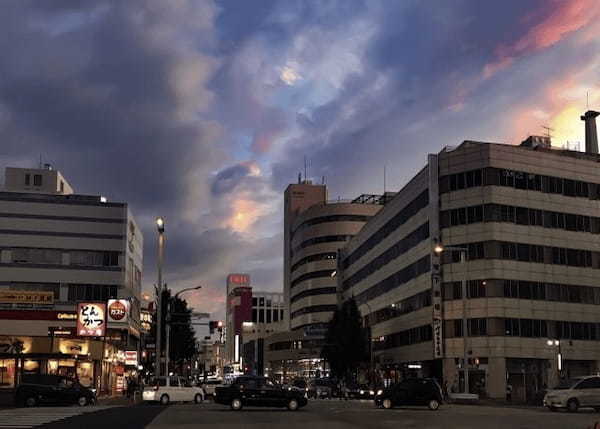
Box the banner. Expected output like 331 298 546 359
77 303 106 337
0 290 54 304
125 351 138 366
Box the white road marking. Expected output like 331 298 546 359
0 405 117 428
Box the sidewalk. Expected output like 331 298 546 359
96 393 142 406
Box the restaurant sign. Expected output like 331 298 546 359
76 303 106 337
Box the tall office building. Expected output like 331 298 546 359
0 166 143 393
338 118 600 401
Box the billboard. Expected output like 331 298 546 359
107 299 130 323
76 303 106 337
0 291 54 304
227 273 250 295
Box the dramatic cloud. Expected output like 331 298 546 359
1 0 599 328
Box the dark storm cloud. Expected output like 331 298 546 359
211 163 254 196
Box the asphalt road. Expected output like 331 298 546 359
2 399 599 429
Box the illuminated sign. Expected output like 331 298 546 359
76 303 106 337
125 351 138 366
107 299 129 323
227 274 250 287
57 313 77 320
0 291 54 304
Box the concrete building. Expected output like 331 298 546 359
268 181 385 382
0 166 143 394
224 274 251 367
338 119 600 401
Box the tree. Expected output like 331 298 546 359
150 287 196 375
321 298 368 381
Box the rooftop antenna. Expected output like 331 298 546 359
587 91 589 110
304 156 307 183
383 164 387 195
542 125 554 139
39 154 42 169
298 172 302 184
321 176 325 185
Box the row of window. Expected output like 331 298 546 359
291 235 352 257
441 241 600 269
291 287 337 304
290 304 337 320
290 269 335 289
443 279 600 304
0 283 61 300
24 173 43 187
291 215 371 239
291 252 337 273
446 318 600 341
372 324 432 351
67 284 118 302
342 190 429 269
365 290 432 326
441 203 600 233
440 167 600 200
251 308 284 324
342 223 429 291
10 248 120 267
354 255 431 304
268 338 325 352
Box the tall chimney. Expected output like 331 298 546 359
581 110 600 154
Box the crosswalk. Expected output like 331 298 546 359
0 405 117 428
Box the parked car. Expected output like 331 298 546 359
201 378 223 397
375 378 443 410
142 376 204 405
15 374 96 407
543 375 600 412
291 378 309 394
214 376 308 411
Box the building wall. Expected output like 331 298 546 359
338 141 600 400
289 201 382 331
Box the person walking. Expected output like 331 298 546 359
506 383 513 402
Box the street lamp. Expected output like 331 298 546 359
434 242 470 394
155 217 165 377
165 286 202 376
547 339 563 376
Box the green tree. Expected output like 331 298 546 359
321 298 368 381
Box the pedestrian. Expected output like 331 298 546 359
506 383 512 402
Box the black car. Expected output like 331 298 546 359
15 374 96 407
375 378 443 410
214 376 308 411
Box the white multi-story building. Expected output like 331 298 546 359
0 166 143 394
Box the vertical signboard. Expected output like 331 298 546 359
428 153 444 359
76 303 106 337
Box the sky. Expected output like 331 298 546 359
0 0 599 325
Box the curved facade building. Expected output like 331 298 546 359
284 181 385 333
289 201 381 330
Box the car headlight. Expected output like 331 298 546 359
305 388 308 391
360 390 364 395
90 388 97 395
369 390 374 396
377 390 383 396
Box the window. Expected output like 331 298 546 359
24 174 30 186
12 248 62 265
454 320 463 337
468 318 487 336
60 181 64 193
576 378 600 389
33 174 42 186
505 318 520 336
468 280 485 298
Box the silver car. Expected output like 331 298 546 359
543 375 600 412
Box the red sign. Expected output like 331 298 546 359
107 299 129 322
227 274 250 286
76 303 106 337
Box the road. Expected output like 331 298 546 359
1 399 598 429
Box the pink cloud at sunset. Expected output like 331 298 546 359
483 0 599 79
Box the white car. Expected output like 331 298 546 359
143 376 205 405
543 375 600 412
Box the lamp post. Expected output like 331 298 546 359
155 217 165 377
434 242 470 394
165 286 202 376
546 339 563 379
